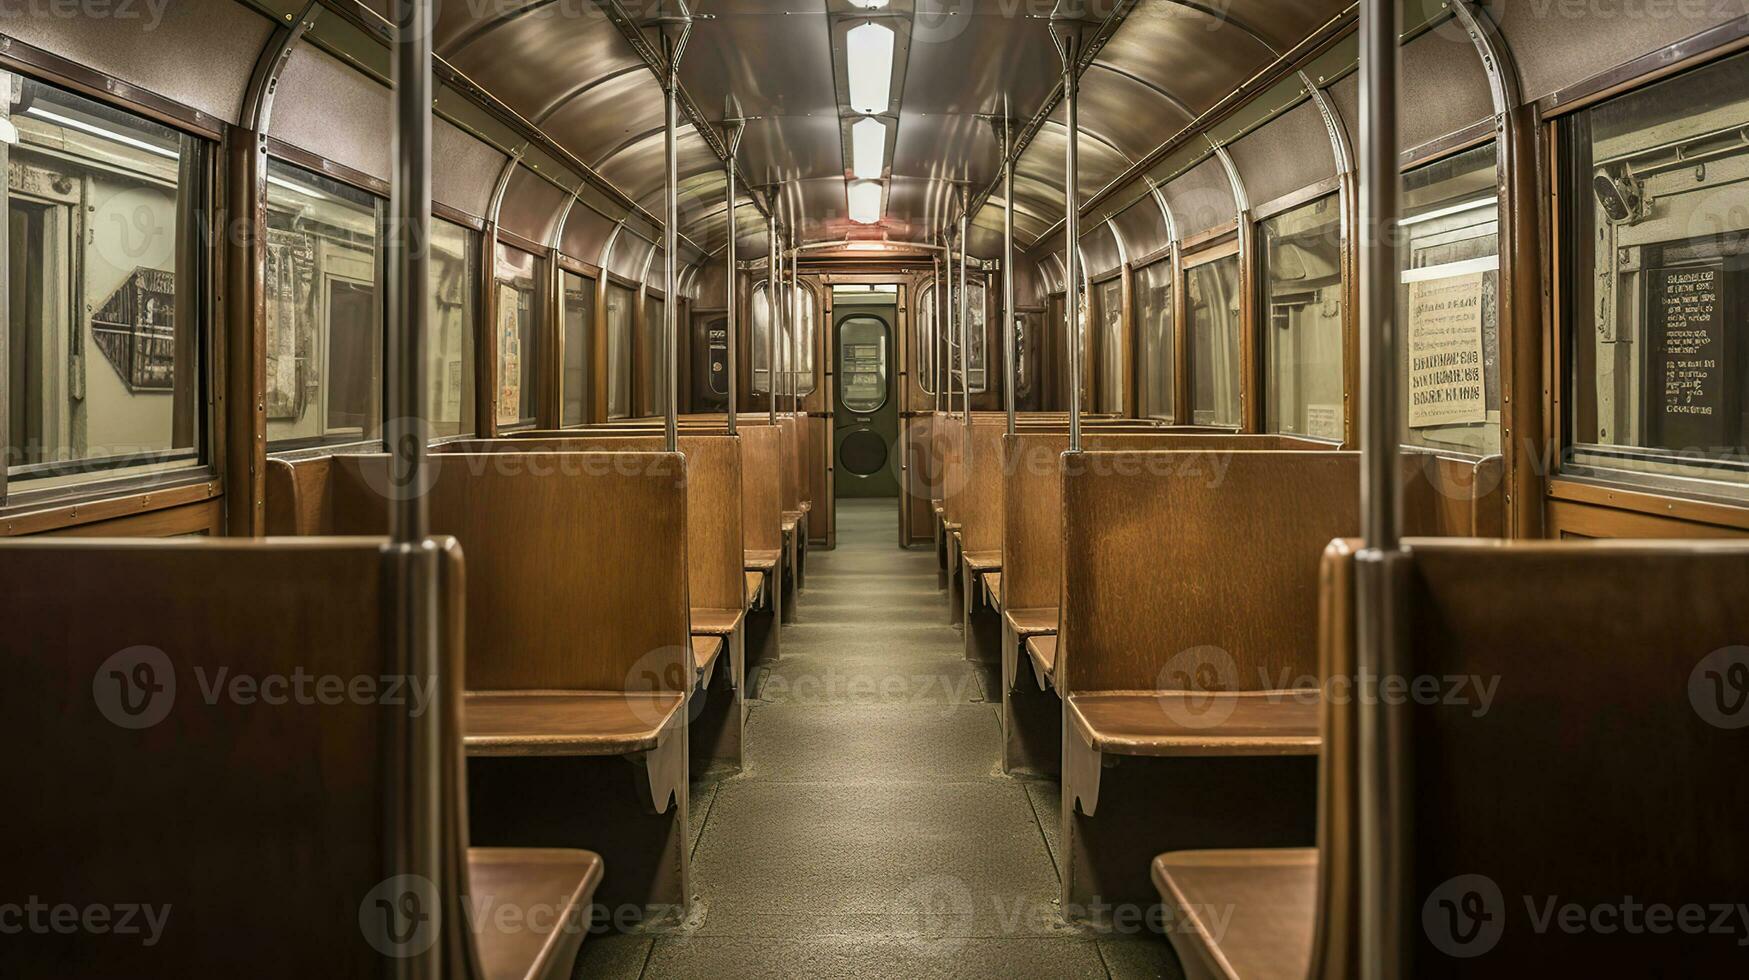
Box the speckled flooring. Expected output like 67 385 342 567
572 498 1183 979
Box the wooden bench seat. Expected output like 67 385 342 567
962 549 999 572
1150 849 1317 980
1024 634 1056 686
1004 606 1057 637
692 635 724 687
746 549 780 571
691 607 745 635
745 570 764 607
1067 692 1321 757
470 847 606 980
465 691 686 757
982 571 1001 610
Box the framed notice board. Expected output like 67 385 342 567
1643 245 1742 453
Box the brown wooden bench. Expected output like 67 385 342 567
0 537 601 978
1054 449 1361 921
438 433 750 772
278 451 695 923
1155 537 1749 977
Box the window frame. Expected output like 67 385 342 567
491 237 546 432
557 259 598 428
1182 236 1244 431
1255 188 1347 443
1131 250 1178 423
1 69 218 516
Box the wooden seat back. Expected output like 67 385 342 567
1000 432 1332 615
1058 450 1361 695
0 536 483 976
739 424 783 554
331 453 691 694
779 414 803 515
439 435 743 613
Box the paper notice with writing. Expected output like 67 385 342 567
496 284 522 425
1407 272 1487 428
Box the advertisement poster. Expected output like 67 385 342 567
1407 272 1487 428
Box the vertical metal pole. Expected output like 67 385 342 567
932 253 942 413
791 234 802 415
1055 23 1082 451
768 214 778 425
386 1 440 977
1358 0 1407 978
661 24 686 453
959 209 970 436
1003 120 1017 435
725 123 742 434
944 235 955 418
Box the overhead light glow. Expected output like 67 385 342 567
847 180 883 224
851 117 886 180
848 0 888 8
846 22 894 114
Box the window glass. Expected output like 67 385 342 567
1135 259 1175 421
916 282 939 394
1263 194 1345 441
839 316 890 413
428 219 476 439
5 74 207 492
1016 309 1040 407
562 270 592 427
264 158 382 450
1564 52 1748 501
493 243 540 429
1186 253 1242 428
751 280 800 396
605 282 633 419
795 285 818 396
1401 142 1499 455
949 277 988 394
1096 277 1124 413
641 294 665 417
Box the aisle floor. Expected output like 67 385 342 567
573 498 1183 979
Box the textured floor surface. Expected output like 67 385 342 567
572 498 1184 979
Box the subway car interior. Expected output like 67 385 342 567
5 0 1749 976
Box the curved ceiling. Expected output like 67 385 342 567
411 0 1353 258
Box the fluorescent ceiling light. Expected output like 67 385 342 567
848 0 888 7
26 106 178 160
847 180 883 224
851 117 886 180
846 22 894 114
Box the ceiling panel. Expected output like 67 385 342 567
1093 3 1274 118
681 0 840 119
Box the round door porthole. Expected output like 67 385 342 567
840 428 888 477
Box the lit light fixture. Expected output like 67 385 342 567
26 106 178 160
847 180 883 224
848 0 888 8
851 117 885 180
846 22 894 114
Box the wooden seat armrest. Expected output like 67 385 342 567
1067 691 1321 758
691 635 724 686
1152 849 1317 980
983 572 1002 610
1025 635 1057 683
468 847 604 980
464 691 684 757
691 607 745 636
961 550 1000 572
744 571 764 607
1003 607 1058 637
745 550 780 571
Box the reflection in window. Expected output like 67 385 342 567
428 220 476 438
839 316 890 413
1096 277 1124 413
494 243 540 429
1187 253 1241 428
562 270 592 427
641 294 665 417
606 282 633 419
1564 52 1748 500
1016 310 1040 407
1135 259 1174 421
948 278 988 394
265 159 382 450
916 283 939 394
5 74 206 491
751 281 817 397
1401 142 1499 455
1263 195 1344 441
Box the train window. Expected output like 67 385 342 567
493 243 541 429
915 282 939 394
605 282 633 419
265 159 383 451
428 219 476 439
1400 141 1500 456
1095 276 1124 413
561 270 593 427
1186 252 1242 428
1262 194 1345 441
838 316 889 413
3 74 207 496
1561 52 1749 502
752 280 815 396
1134 258 1175 421
1016 309 1039 405
950 278 989 394
794 283 819 396
641 294 665 416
